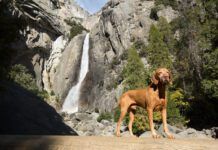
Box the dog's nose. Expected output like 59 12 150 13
162 75 169 83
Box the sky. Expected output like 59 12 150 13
75 0 108 14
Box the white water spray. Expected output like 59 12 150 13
62 33 90 113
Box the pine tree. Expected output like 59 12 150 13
146 24 172 69
157 17 175 53
122 46 146 91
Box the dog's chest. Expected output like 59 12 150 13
154 99 165 111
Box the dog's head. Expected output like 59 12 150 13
151 68 172 85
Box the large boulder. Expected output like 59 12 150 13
158 123 183 138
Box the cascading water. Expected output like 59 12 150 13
62 33 90 113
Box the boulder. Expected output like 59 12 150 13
158 124 183 138
157 6 179 23
211 127 218 138
178 128 211 139
101 120 111 126
139 131 153 138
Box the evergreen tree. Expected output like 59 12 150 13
122 46 146 91
157 17 175 53
146 24 172 69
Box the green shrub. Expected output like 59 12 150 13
97 112 112 122
9 64 38 92
157 17 175 53
155 0 178 10
167 91 187 127
201 48 218 100
8 64 49 100
64 19 87 39
37 90 49 100
120 51 128 60
114 106 161 135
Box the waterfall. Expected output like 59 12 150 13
62 33 90 113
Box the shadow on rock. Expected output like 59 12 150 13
0 81 77 135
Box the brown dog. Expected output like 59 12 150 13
116 68 174 139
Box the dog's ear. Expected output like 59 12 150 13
151 71 159 85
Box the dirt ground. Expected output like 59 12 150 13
0 135 217 150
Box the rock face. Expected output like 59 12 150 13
157 6 179 23
83 0 156 112
1 0 90 104
43 35 67 93
63 112 126 136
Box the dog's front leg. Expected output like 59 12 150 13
147 108 160 138
161 107 174 139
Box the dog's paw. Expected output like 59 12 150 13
166 133 175 139
152 134 161 139
116 133 121 137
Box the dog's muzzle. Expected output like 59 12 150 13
160 76 170 84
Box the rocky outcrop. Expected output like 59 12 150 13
63 112 126 136
43 35 67 92
62 111 217 138
157 6 179 23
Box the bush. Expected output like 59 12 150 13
8 64 49 100
97 112 112 122
9 64 38 92
114 106 161 135
127 107 162 135
201 48 218 100
155 0 178 10
120 51 128 60
64 19 87 39
167 91 187 127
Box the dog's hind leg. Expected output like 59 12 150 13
116 96 130 137
128 107 136 137
116 107 128 137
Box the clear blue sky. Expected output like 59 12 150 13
75 0 108 14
